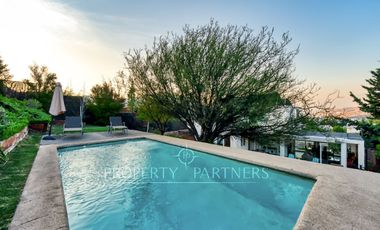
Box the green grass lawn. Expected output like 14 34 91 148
0 133 41 230
52 124 109 135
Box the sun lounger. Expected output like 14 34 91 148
109 116 128 134
63 116 83 135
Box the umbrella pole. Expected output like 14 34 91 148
43 115 56 140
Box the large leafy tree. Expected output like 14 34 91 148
350 68 380 119
127 78 137 112
24 64 57 94
0 56 13 95
126 20 330 143
351 120 380 165
23 64 57 111
87 81 125 125
113 70 128 98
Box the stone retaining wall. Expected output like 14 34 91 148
0 127 28 154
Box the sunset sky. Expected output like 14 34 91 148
0 0 379 108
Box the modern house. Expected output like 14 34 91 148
228 132 365 169
192 104 366 170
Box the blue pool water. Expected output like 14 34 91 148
58 139 314 230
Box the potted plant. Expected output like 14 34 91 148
25 99 51 132
29 120 49 132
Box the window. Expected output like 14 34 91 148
241 138 246 146
295 140 306 159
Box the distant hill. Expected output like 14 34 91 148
333 107 369 120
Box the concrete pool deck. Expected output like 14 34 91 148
10 130 380 229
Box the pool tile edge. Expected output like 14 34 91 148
10 132 380 230
9 145 69 230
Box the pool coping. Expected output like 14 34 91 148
10 133 380 229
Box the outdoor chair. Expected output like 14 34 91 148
312 157 320 163
63 116 84 135
109 116 128 134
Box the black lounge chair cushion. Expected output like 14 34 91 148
65 116 82 128
109 116 124 127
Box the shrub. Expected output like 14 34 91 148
0 95 50 140
27 107 51 124
25 99 42 109
87 81 125 125
137 97 173 135
332 125 347 133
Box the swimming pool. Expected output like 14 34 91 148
58 139 314 230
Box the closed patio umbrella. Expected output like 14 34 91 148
43 82 66 140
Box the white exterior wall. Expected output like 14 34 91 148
279 141 286 157
358 142 365 169
249 140 257 151
230 136 241 148
229 135 249 150
242 138 249 150
340 142 347 167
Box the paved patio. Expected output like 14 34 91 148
40 129 151 146
10 130 380 230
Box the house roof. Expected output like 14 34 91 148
302 131 364 141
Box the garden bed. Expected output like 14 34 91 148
0 96 50 141
0 126 28 154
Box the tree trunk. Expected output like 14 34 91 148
157 123 165 135
200 129 217 143
186 122 200 141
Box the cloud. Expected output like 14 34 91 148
0 0 124 93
